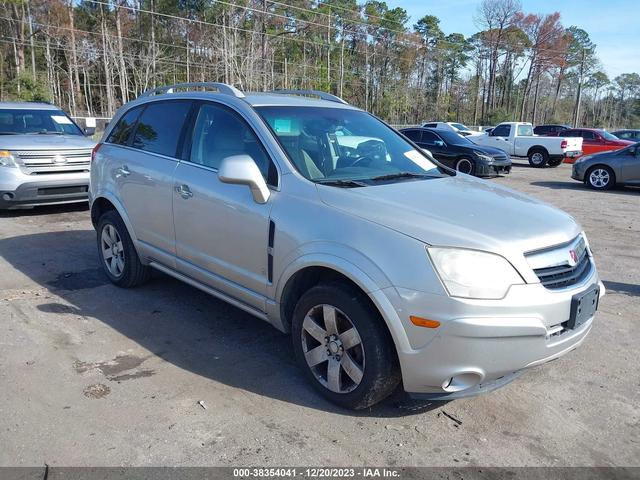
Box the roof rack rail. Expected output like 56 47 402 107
139 82 245 99
269 89 348 105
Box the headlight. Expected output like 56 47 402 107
0 150 18 168
475 152 494 163
428 247 524 299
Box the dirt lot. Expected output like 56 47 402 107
0 160 638 467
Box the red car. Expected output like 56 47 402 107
559 128 635 163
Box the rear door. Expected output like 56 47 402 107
102 100 192 266
172 101 277 310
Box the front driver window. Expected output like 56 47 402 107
189 103 274 184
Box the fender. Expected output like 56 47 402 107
90 189 143 259
270 245 413 353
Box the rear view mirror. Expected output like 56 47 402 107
218 154 270 204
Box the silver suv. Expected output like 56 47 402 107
0 102 96 209
89 83 604 409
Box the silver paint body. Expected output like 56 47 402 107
89 91 604 395
0 102 96 208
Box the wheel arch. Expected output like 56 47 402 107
527 145 549 157
90 192 139 246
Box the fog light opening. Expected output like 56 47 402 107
2 192 14 201
442 373 483 393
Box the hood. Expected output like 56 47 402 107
612 139 635 146
317 174 580 257
0 134 96 151
456 143 507 158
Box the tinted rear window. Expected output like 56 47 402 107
132 101 192 157
106 106 143 145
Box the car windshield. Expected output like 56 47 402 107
0 108 83 135
451 123 470 131
601 130 619 141
435 129 474 146
256 106 443 185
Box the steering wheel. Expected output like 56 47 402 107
349 155 375 168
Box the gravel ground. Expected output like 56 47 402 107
0 160 638 467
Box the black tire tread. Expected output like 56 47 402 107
291 281 401 410
97 210 150 288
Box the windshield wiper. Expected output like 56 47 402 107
316 179 368 188
0 132 19 135
36 131 65 135
369 172 430 182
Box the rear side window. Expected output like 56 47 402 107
563 130 579 137
421 130 440 145
132 101 192 157
402 129 422 142
106 106 142 145
581 130 596 140
517 124 533 136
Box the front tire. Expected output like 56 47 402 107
528 148 549 168
585 165 615 190
97 210 150 288
291 282 401 409
455 157 475 175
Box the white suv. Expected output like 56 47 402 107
89 83 603 409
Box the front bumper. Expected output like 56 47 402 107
476 159 512 177
374 263 603 397
571 162 587 181
0 169 89 209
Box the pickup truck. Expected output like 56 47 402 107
470 122 582 167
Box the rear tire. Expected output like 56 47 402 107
528 148 549 168
97 210 150 288
291 282 401 410
585 165 615 190
455 157 475 175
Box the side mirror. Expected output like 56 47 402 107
434 140 445 147
84 126 96 137
218 154 270 204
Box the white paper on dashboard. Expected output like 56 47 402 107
51 115 73 125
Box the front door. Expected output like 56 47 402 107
172 101 276 310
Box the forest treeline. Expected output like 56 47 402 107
1 0 639 127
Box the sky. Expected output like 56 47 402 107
387 0 640 79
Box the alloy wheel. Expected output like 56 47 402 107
301 304 365 394
589 168 610 188
531 152 544 165
101 223 125 278
456 158 473 174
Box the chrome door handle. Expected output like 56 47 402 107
175 184 193 199
115 165 131 178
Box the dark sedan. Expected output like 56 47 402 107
571 142 640 190
401 127 511 176
612 129 640 142
534 124 570 136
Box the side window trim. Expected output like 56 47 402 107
182 100 280 188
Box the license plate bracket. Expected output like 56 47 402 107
568 285 599 330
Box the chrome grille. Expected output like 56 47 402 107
526 236 592 290
15 149 91 175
